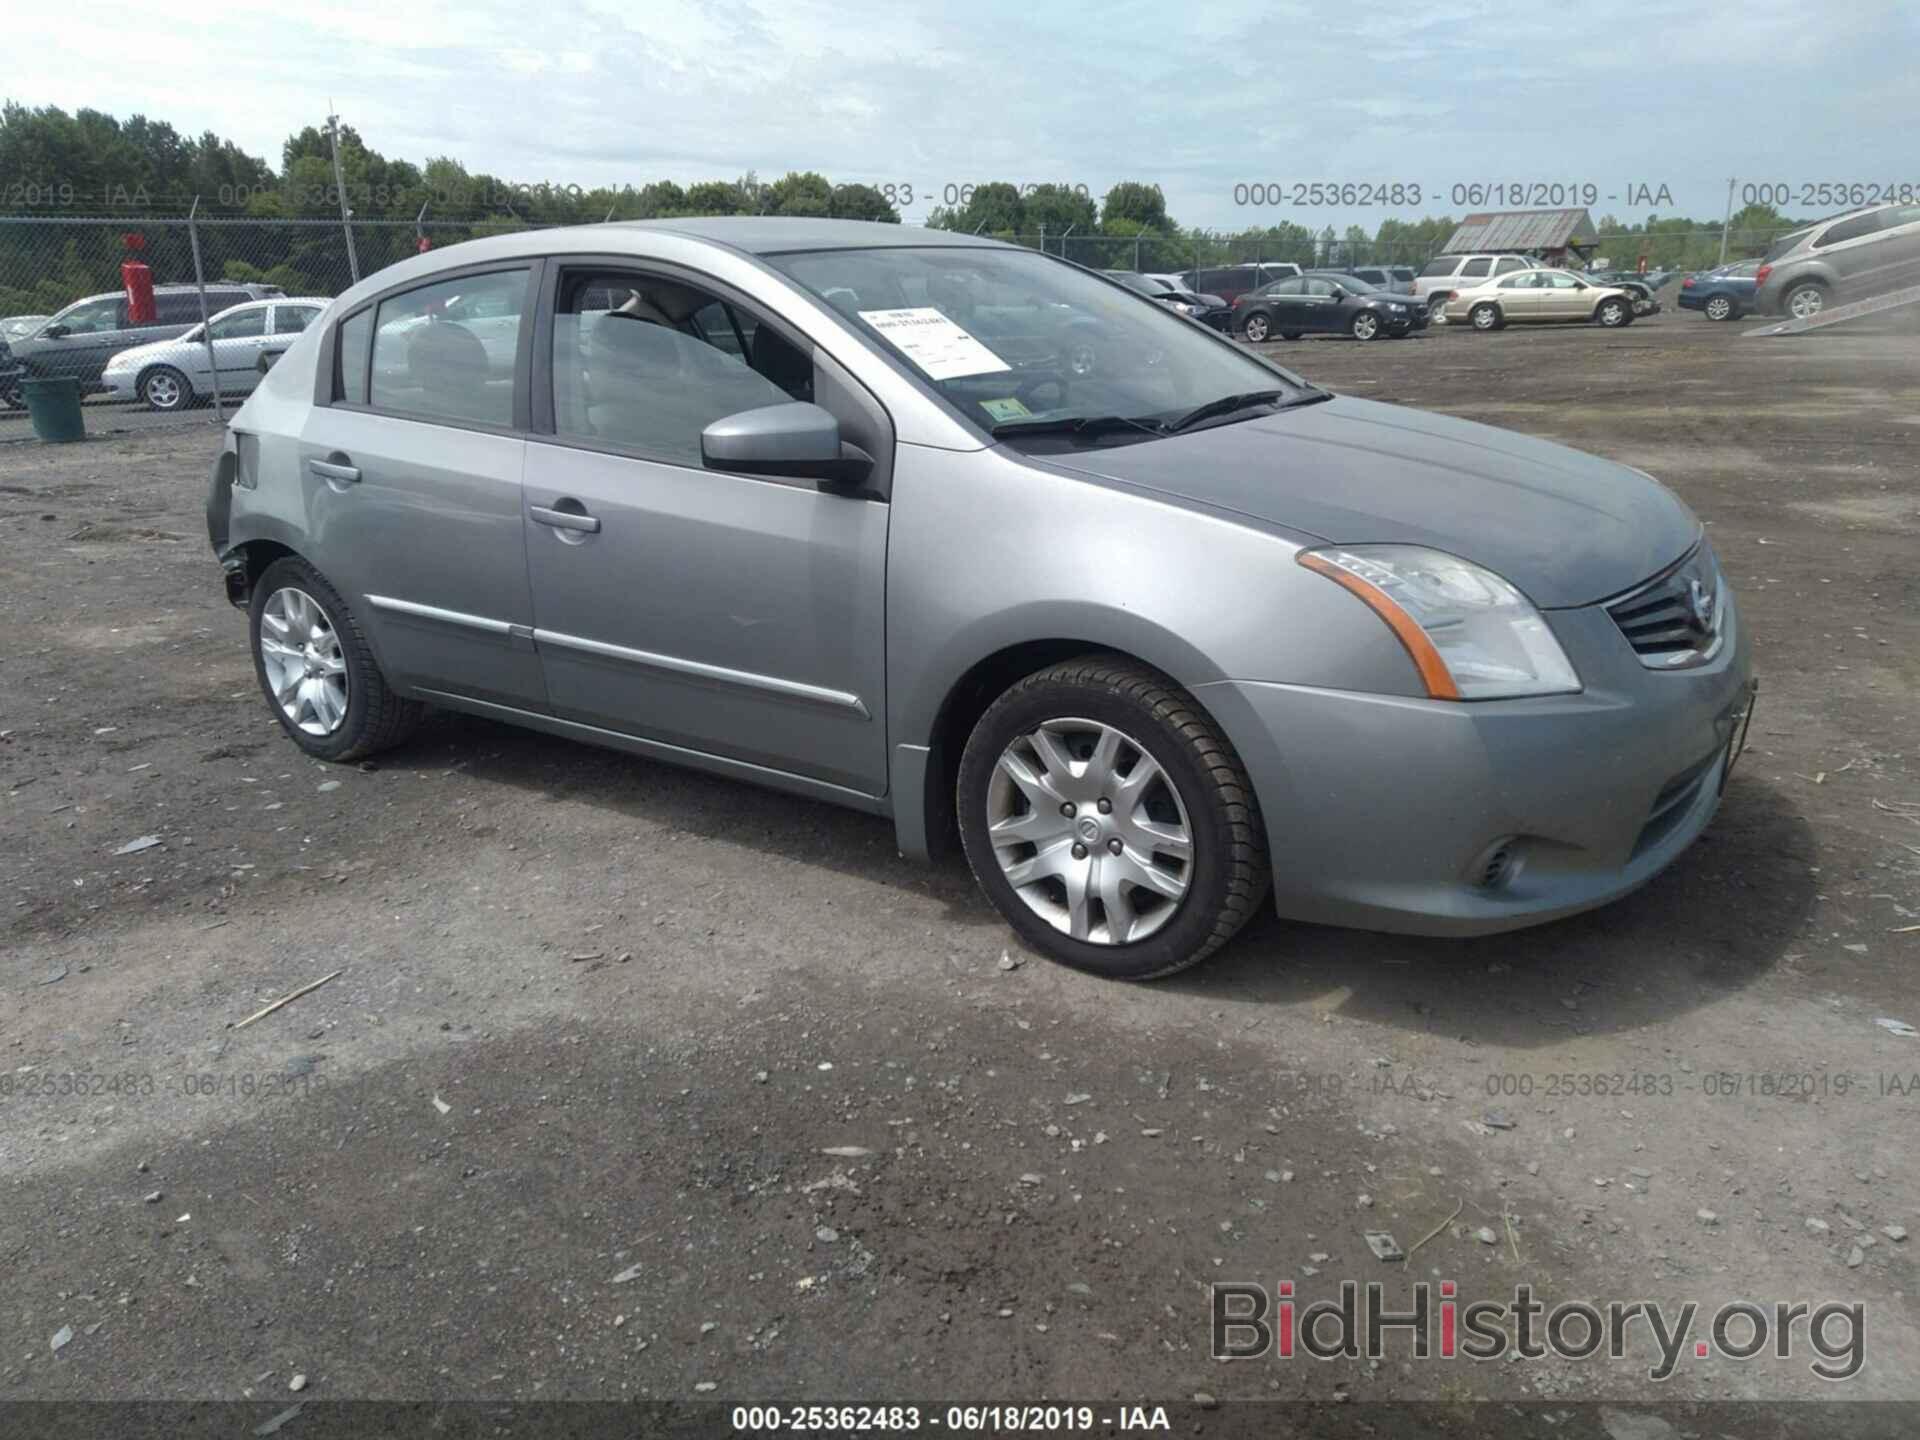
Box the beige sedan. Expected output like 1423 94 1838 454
1441 268 1637 331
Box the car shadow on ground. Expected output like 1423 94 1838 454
412 712 1816 1049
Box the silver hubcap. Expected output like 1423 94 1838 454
147 373 181 407
1246 316 1268 341
1354 314 1377 338
1601 303 1622 324
1707 298 1730 318
1473 307 1496 328
1790 287 1823 318
985 718 1193 946
260 587 349 736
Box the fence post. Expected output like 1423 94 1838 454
1718 177 1735 266
328 112 361 284
186 197 226 423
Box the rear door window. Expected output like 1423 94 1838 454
368 268 528 426
1459 258 1493 279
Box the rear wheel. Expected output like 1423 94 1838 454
1241 312 1271 342
1704 294 1735 321
1350 310 1382 341
140 366 192 412
249 556 423 762
1279 331 1301 341
1785 281 1826 320
1469 302 1503 331
957 656 1269 980
1427 294 1450 322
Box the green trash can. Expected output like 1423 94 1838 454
23 375 86 443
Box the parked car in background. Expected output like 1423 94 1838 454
1678 261 1761 321
1 314 49 343
1104 271 1232 330
207 217 1751 978
1181 262 1301 305
1441 268 1637 330
101 297 328 411
1345 265 1417 296
1582 269 1664 317
1753 202 1920 319
1413 253 1537 316
4 283 284 404
0 338 21 404
1234 272 1424 342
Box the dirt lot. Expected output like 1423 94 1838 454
3 304 1918 1434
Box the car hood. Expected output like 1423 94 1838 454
1042 395 1699 608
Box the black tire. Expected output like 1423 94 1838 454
1349 309 1382 341
956 654 1269 980
140 365 193 412
1593 296 1632 328
1469 302 1503 332
1784 281 1827 320
1703 295 1735 321
1427 295 1449 321
1279 331 1301 341
248 556 423 763
1241 311 1272 343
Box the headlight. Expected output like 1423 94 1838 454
1172 301 1196 315
1298 544 1581 700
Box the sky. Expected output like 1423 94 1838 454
7 0 1917 233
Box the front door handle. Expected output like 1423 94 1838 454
308 457 360 483
530 503 601 534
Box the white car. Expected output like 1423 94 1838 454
1413 253 1538 316
103 297 328 411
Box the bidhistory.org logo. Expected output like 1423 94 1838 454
1211 1280 1865 1382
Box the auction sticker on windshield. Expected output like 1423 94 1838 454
858 307 1011 380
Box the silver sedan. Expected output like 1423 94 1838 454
207 220 1754 979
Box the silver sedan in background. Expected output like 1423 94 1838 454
103 297 328 411
207 220 1754 979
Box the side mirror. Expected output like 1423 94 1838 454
1328 285 1346 299
701 402 873 488
44 323 70 339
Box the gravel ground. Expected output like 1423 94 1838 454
2 303 1918 1431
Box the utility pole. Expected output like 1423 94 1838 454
328 108 361 284
1718 177 1736 266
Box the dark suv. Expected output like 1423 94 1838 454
3 283 283 405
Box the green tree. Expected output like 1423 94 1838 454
828 183 900 222
768 171 834 217
1102 182 1170 232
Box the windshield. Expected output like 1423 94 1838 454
769 246 1305 442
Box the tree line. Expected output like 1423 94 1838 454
1 102 1815 313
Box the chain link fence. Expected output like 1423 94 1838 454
1 213 553 433
3 212 1799 435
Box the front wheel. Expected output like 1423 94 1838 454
1594 297 1631 327
1350 310 1382 341
140 366 193 412
1241 312 1271 343
249 557 423 762
957 656 1269 980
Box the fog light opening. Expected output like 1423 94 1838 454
1473 839 1521 892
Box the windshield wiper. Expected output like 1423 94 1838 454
990 414 1169 440
1165 387 1330 434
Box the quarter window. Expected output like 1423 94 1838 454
275 305 321 335
335 309 372 404
1494 257 1528 274
1814 213 1884 247
369 269 527 426
549 270 807 467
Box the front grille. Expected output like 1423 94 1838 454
1605 543 1726 669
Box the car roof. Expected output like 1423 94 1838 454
600 216 1007 255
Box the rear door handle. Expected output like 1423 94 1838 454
308 458 360 483
530 504 601 534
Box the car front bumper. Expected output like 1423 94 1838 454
100 370 139 400
1197 594 1756 936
